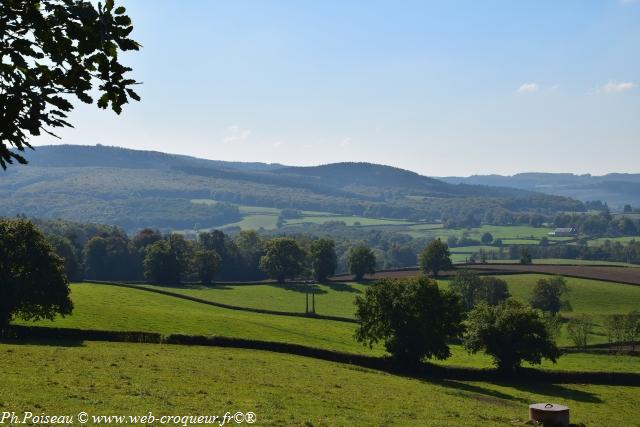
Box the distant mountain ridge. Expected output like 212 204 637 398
440 173 640 209
1 145 585 231
22 144 286 172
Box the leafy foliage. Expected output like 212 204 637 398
0 218 72 328
259 237 306 283
566 314 594 348
419 239 452 277
347 244 376 280
529 276 571 315
463 299 560 371
309 238 337 281
0 0 140 169
354 277 463 366
192 250 221 285
143 240 181 285
449 270 510 311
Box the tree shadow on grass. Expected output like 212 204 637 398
0 336 85 348
320 282 362 293
426 378 602 405
267 282 328 295
500 381 603 403
146 283 235 291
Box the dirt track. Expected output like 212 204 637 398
333 264 640 286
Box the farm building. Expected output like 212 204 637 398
548 227 577 237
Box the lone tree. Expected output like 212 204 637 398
419 239 452 277
1 0 140 169
463 299 560 372
355 277 463 366
309 238 337 281
0 219 73 330
529 276 571 315
259 237 306 283
347 244 376 281
193 250 221 285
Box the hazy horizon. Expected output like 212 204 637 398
32 0 640 176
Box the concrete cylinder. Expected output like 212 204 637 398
529 403 570 427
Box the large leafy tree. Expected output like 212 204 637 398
463 299 560 372
1 0 140 169
419 239 452 277
355 277 463 366
143 240 181 285
83 234 141 281
259 237 306 283
309 238 337 281
0 219 73 329
529 276 571 315
347 244 376 281
193 249 221 285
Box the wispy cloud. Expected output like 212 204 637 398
222 125 251 143
273 141 284 148
600 81 637 93
340 137 352 147
517 83 539 93
620 0 638 4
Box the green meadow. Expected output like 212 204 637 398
18 277 640 364
16 284 373 355
2 341 638 426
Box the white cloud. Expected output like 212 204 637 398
517 83 539 93
340 137 352 147
222 125 251 143
273 141 284 148
601 81 637 93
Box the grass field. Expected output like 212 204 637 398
3 341 638 426
142 274 640 322
484 258 640 267
589 236 639 246
285 215 413 227
141 281 369 319
22 274 640 353
140 273 640 347
16 284 374 355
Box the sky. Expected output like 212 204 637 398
33 0 640 176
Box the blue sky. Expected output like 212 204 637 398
34 0 640 176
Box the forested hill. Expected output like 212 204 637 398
1 145 584 232
440 173 640 209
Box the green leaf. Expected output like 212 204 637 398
114 6 126 15
97 93 110 109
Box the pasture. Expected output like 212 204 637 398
2 341 638 426
20 276 640 363
15 284 373 355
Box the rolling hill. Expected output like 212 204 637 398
0 145 584 232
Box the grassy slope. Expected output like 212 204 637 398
140 281 369 319
3 341 638 426
142 274 640 321
142 274 640 347
16 284 375 355
17 281 639 372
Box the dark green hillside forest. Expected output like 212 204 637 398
1 145 585 232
